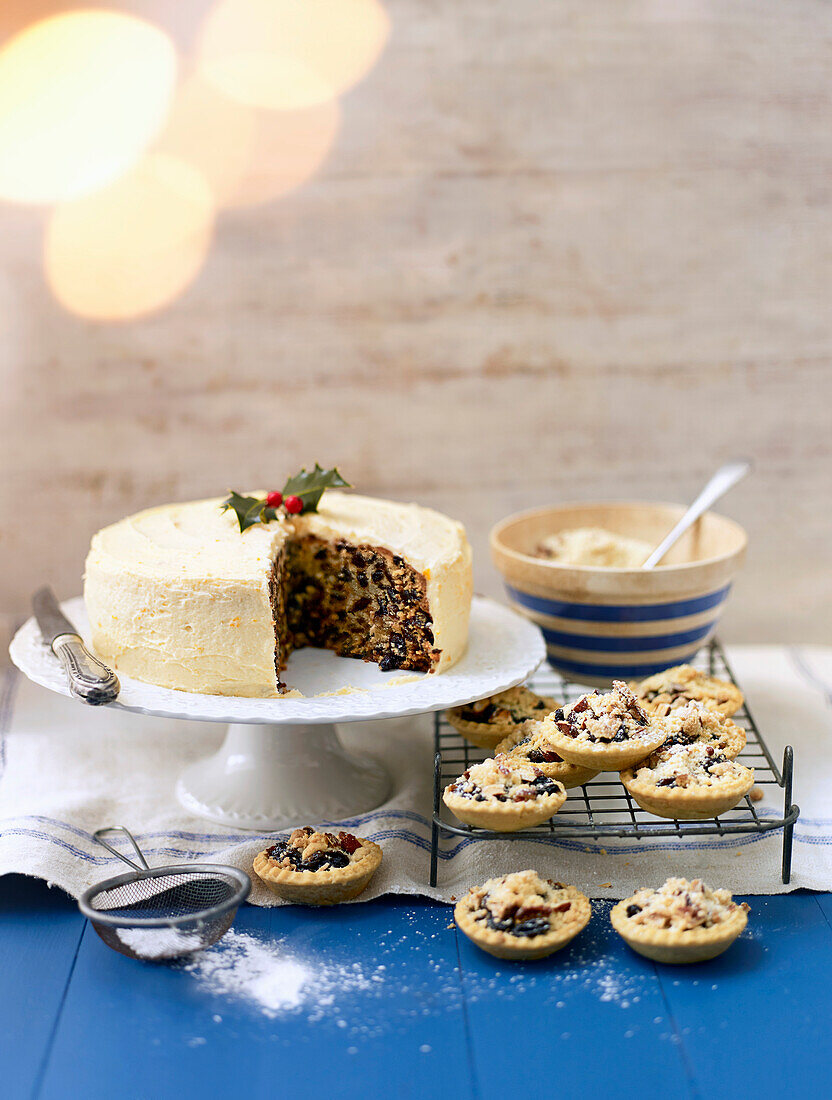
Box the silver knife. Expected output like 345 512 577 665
32 586 120 705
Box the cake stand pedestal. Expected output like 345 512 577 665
10 596 544 831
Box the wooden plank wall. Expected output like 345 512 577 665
1 0 830 657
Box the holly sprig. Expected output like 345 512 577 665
222 465 351 533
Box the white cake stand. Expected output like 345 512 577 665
10 596 544 830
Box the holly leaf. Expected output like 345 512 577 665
281 464 351 513
221 490 267 533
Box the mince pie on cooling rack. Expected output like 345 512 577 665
630 664 743 718
653 700 746 759
443 754 567 832
620 743 754 820
611 876 749 964
446 686 560 751
540 681 667 771
253 827 383 905
496 719 599 788
455 870 591 960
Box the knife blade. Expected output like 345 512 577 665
32 586 120 705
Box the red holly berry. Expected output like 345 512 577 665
284 495 303 514
266 491 283 508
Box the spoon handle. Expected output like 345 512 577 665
642 460 752 569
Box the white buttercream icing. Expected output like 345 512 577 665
84 492 472 697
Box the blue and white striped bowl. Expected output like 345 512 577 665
490 502 747 685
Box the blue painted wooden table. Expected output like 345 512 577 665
2 876 829 1100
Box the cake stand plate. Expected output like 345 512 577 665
10 596 544 830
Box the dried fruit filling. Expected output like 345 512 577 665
554 681 650 744
469 870 573 939
449 756 562 803
267 827 362 872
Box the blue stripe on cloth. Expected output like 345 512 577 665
540 621 716 653
505 583 731 622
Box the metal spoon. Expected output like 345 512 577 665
642 460 752 569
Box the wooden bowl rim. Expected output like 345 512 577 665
490 500 748 576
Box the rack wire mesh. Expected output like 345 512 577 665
430 639 798 886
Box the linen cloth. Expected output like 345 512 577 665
1 646 830 903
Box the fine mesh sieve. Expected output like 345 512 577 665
78 826 251 962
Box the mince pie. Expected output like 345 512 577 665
443 754 567 832
540 681 666 770
630 664 743 718
496 720 599 788
653 701 746 760
446 686 560 751
253 826 383 905
455 870 591 960
611 876 749 964
620 743 754 820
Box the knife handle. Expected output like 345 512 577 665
52 633 120 705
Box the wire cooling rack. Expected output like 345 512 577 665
430 639 799 886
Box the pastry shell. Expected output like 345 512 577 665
443 782 566 832
630 665 744 719
539 714 667 771
496 724 598 788
253 839 383 905
447 690 559 751
610 898 748 964
620 763 755 820
455 883 591 960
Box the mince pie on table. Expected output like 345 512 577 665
540 681 666 771
620 743 754 820
455 870 591 960
653 700 746 759
446 686 560 751
253 827 382 905
630 664 743 719
611 876 749 964
496 720 599 788
443 754 567 831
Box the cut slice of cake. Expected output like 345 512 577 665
84 492 472 697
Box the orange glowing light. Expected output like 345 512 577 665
155 73 259 206
226 99 340 207
0 11 177 205
198 0 390 111
45 153 214 321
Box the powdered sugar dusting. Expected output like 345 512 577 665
116 927 203 960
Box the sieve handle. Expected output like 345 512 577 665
93 826 150 872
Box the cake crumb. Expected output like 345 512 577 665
750 787 764 802
599 882 612 888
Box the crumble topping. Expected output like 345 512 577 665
448 754 563 803
500 719 565 764
654 701 742 754
633 743 748 790
623 877 749 931
553 681 651 744
452 686 555 726
468 870 574 938
633 665 738 715
267 826 363 872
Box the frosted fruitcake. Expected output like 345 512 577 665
84 470 473 697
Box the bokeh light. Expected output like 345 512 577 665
198 0 390 110
0 11 177 204
155 73 259 206
45 153 214 321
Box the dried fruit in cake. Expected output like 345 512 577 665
630 664 743 718
539 681 667 771
620 743 754 820
611 876 749 964
652 700 746 760
253 826 382 905
455 870 591 960
446 686 560 751
496 719 599 788
443 753 567 832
